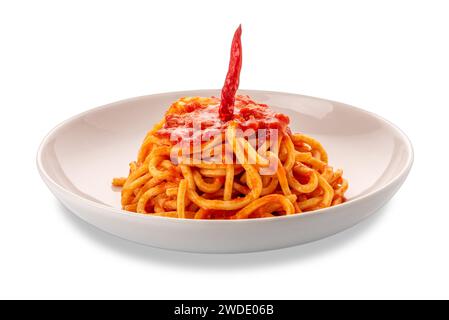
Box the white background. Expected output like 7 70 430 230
1 0 448 299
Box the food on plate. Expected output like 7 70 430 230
113 25 348 219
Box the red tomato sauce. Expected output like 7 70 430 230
156 95 290 143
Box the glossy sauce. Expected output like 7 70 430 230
156 95 290 143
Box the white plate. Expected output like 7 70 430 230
37 90 413 253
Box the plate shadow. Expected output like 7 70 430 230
56 200 389 270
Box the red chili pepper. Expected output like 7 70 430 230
219 25 243 122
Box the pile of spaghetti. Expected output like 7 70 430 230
112 26 348 219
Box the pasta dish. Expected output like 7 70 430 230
113 26 348 219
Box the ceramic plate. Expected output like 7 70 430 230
37 90 413 253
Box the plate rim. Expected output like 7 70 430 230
36 89 414 224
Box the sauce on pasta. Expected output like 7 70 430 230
156 95 290 143
112 25 348 219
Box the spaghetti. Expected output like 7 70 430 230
112 26 348 219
